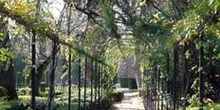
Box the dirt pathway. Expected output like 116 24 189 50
109 91 145 110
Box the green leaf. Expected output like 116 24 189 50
139 0 146 6
0 32 3 41
198 67 203 72
214 3 220 11
217 53 220 59
0 32 3 37
185 50 190 59
191 65 197 71
209 0 214 6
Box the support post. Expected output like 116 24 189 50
67 3 72 110
68 49 71 110
98 64 101 105
166 53 170 110
157 66 160 110
78 52 81 110
173 47 178 110
90 59 94 109
94 61 97 109
84 56 87 110
199 29 204 110
31 31 36 110
47 42 57 110
182 45 187 110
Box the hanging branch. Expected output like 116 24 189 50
147 0 173 20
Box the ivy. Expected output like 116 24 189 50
0 48 12 61
100 2 120 39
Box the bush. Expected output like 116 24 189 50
188 93 200 107
109 92 124 102
17 87 31 96
18 95 50 110
0 86 8 97
7 99 28 110
0 97 10 110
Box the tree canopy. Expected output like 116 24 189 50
0 0 220 109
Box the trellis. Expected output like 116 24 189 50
29 4 114 110
30 40 112 110
143 28 205 110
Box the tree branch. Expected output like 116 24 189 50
148 0 173 20
0 2 108 66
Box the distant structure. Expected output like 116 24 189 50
116 56 137 89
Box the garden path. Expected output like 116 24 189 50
109 89 145 110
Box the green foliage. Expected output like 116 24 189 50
0 86 8 97
0 32 3 40
0 0 220 109
108 91 124 102
14 86 114 110
188 93 200 107
100 2 120 39
17 87 31 96
186 102 220 110
0 97 10 110
18 95 48 110
138 0 146 6
0 47 13 62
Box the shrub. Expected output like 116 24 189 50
0 97 10 110
17 87 31 96
0 86 8 97
109 91 124 102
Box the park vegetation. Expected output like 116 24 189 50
0 0 220 109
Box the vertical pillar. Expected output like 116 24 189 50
90 59 93 109
67 4 72 110
98 64 101 105
84 56 87 110
68 48 71 110
161 77 164 110
199 29 204 110
182 45 187 110
173 47 178 110
48 42 57 110
94 61 97 108
31 31 36 110
100 65 102 101
78 54 81 110
153 64 157 110
157 66 160 110
166 53 170 110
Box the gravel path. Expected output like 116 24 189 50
109 91 145 110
